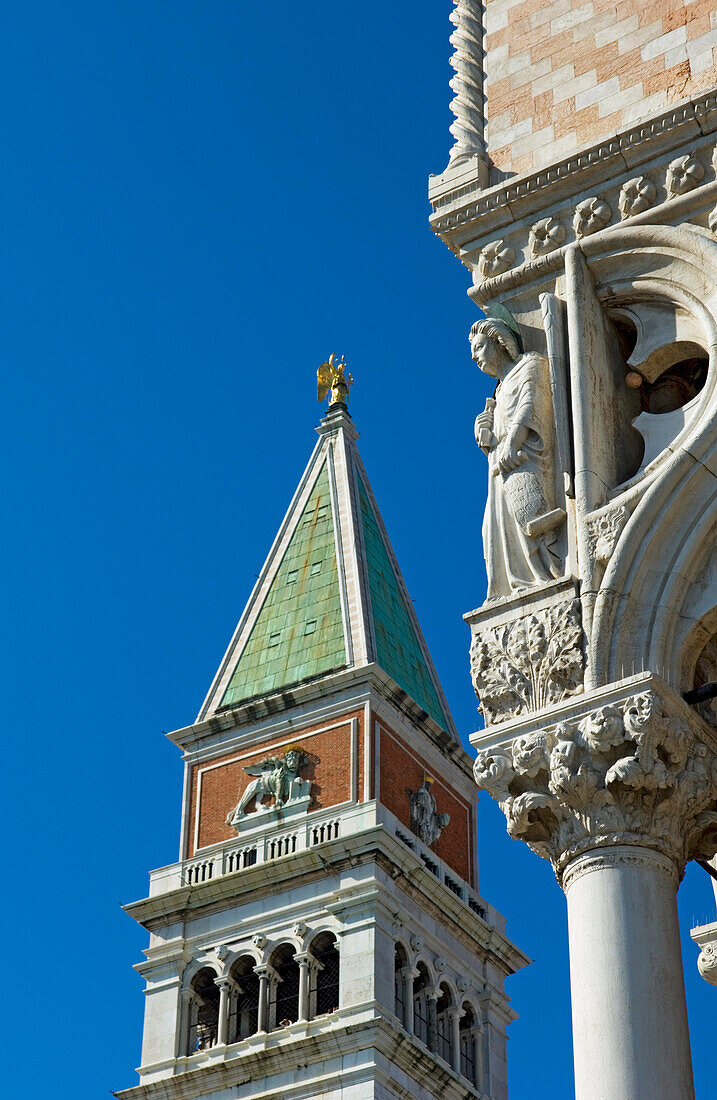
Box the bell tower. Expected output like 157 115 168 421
116 383 527 1100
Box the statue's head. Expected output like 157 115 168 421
469 317 520 379
284 747 304 774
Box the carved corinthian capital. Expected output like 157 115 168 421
472 677 717 882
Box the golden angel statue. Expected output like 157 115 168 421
317 353 353 407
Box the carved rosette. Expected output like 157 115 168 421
573 197 611 238
470 598 584 726
529 216 566 257
477 239 515 279
618 175 655 219
666 153 704 199
473 687 717 882
585 504 628 566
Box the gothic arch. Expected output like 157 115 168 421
567 224 717 685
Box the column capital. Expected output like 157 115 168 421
447 1006 466 1022
253 963 278 985
473 679 717 884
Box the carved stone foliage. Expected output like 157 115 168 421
618 175 655 219
585 505 628 566
666 153 704 199
473 689 717 880
470 598 584 725
573 197 611 238
477 239 515 279
529 216 566 257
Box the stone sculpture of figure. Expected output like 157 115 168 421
471 317 563 599
226 747 310 826
410 777 450 847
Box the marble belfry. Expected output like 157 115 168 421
116 393 527 1100
430 3 717 1099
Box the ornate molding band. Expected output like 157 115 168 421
473 687 717 883
561 845 680 892
430 90 717 223
469 597 584 726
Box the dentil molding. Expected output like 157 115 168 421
472 679 717 883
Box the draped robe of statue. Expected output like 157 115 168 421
482 352 559 598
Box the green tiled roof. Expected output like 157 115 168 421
357 474 449 730
221 463 347 706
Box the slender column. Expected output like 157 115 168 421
427 987 439 1053
448 1006 464 1074
214 977 234 1046
294 952 314 1023
447 0 487 171
400 966 418 1034
564 846 694 1100
473 1024 485 1092
179 988 196 1057
254 965 273 1033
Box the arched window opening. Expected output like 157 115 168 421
394 944 407 1022
460 1004 477 1086
412 963 431 1047
691 633 717 728
435 983 452 1064
228 955 260 1043
311 932 340 1017
270 943 300 1029
186 968 220 1054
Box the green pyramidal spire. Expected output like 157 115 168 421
198 405 456 740
221 464 347 706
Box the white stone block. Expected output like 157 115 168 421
641 24 687 61
551 3 594 34
575 75 620 111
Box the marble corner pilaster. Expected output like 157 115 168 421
471 673 717 884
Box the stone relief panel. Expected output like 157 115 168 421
226 746 311 830
473 686 717 880
470 315 566 599
470 597 584 726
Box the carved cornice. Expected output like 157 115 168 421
469 596 584 726
429 90 717 228
473 684 717 884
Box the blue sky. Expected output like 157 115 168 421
3 3 714 1097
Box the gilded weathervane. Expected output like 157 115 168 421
317 353 353 407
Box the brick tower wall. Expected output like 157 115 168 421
485 0 717 175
